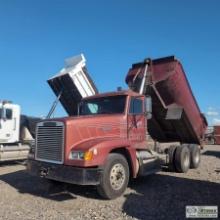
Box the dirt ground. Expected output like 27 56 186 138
0 145 219 220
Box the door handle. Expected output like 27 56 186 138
13 118 16 130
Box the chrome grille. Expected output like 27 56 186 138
35 121 64 164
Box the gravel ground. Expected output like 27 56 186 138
0 145 219 220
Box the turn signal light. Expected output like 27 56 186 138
84 151 93 161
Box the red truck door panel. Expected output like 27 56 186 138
128 97 146 144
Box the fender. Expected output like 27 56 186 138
65 138 137 177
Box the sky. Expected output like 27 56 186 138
0 0 220 125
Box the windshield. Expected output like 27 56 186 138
79 95 126 115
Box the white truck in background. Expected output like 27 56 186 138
0 100 40 161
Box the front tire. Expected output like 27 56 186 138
97 153 129 199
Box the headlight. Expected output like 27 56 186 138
69 151 85 160
69 150 94 161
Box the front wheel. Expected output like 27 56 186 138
97 153 129 199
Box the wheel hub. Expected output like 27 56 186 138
110 163 125 190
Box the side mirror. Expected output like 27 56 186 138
145 96 152 119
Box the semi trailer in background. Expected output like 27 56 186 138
0 101 40 161
205 126 220 145
28 55 207 199
213 126 220 144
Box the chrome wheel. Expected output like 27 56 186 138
110 163 126 190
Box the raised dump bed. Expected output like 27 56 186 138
48 54 98 115
126 56 207 145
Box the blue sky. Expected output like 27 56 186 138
0 0 219 124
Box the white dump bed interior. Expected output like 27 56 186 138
48 54 98 115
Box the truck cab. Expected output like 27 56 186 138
28 90 157 198
0 101 20 143
31 90 151 166
0 101 39 162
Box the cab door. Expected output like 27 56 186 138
0 106 19 143
127 97 146 146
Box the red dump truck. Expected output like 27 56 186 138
27 56 207 199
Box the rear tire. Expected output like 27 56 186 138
174 145 190 173
168 145 177 171
189 144 201 169
97 153 129 199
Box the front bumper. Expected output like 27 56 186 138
27 159 102 185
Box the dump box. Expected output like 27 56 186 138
48 54 98 115
126 56 207 145
213 126 220 145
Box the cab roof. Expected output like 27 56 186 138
82 89 142 100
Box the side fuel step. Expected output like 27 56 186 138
136 150 162 176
